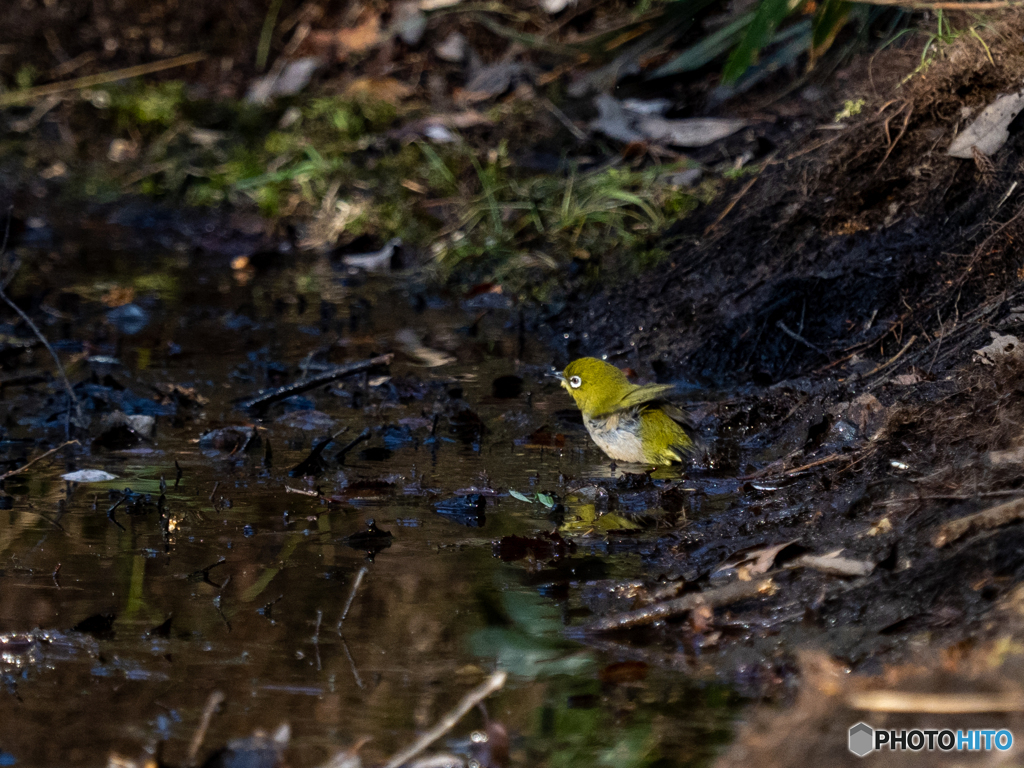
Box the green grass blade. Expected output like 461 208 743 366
652 12 756 77
416 141 459 194
603 188 662 226
722 0 799 83
811 0 851 66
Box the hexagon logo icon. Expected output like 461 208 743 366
849 722 874 757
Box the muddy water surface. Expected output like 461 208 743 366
0 232 737 767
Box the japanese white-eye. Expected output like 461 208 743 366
554 357 699 465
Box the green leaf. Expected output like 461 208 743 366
722 0 800 83
537 492 555 509
724 20 812 95
509 489 534 503
810 0 851 67
416 141 458 193
651 12 756 77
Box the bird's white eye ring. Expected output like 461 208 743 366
569 375 582 389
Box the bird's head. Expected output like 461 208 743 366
554 357 633 416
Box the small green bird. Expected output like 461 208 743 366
554 357 700 465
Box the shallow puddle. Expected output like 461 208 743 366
0 232 738 767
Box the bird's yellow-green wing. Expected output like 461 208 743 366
637 407 701 463
598 382 676 415
656 402 698 432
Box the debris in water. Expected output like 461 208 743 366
434 493 487 527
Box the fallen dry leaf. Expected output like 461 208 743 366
893 372 922 386
793 552 875 578
933 498 1024 548
637 115 749 147
712 539 803 578
307 15 382 61
345 76 414 104
101 286 136 308
975 331 1024 365
949 90 1024 158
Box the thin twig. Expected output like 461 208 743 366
237 354 392 412
313 608 323 671
0 440 78 482
784 453 850 475
958 201 1024 289
855 0 1020 8
862 334 918 382
540 96 587 140
704 155 777 236
341 635 365 689
0 230 83 435
337 566 368 631
581 577 777 633
875 490 1024 506
849 690 1024 713
381 671 508 768
875 102 913 174
776 320 826 355
739 450 849 481
285 485 320 496
0 52 208 107
0 290 83 430
186 690 226 767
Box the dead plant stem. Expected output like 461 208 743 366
381 671 508 768
704 159 775 237
337 566 368 631
186 690 226 767
875 490 1024 506
0 52 207 107
855 0 1021 8
0 278 83 435
0 440 78 482
863 334 918 381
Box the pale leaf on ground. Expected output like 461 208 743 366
342 238 402 271
344 77 414 104
949 91 1024 159
712 539 802 577
435 32 468 62
540 0 575 14
589 94 644 143
637 115 748 147
61 469 117 483
974 332 1024 365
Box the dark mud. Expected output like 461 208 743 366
561 24 1024 387
545 12 1024 736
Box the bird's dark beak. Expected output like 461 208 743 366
549 370 566 383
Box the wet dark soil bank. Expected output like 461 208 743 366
561 21 1024 388
550 14 1024 686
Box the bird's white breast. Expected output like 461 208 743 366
583 412 646 463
